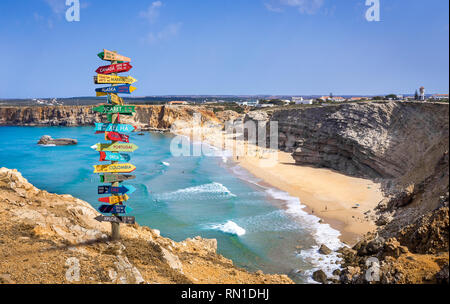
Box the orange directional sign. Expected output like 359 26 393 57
100 49 131 62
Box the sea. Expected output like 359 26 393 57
0 126 344 283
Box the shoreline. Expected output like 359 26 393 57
193 131 385 246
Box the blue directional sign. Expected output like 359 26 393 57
95 84 136 94
98 204 133 214
100 151 131 162
98 185 136 195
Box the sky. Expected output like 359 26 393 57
0 0 448 98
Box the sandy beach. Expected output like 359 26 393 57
192 128 385 245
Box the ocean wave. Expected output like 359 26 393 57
162 161 170 166
264 187 344 281
210 220 246 236
38 144 56 147
156 182 236 201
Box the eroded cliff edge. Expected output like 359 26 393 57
0 168 292 284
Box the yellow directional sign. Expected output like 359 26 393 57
109 94 123 105
94 74 137 85
93 163 136 173
102 49 131 62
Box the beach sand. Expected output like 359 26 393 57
231 144 384 245
180 128 385 246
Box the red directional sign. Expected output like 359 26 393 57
96 62 133 75
105 131 129 143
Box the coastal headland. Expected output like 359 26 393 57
0 101 448 283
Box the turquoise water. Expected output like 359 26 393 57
0 126 342 283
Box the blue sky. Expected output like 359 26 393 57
0 0 448 98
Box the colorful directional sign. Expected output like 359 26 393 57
98 194 129 205
100 174 136 183
95 84 137 95
93 105 135 115
98 49 131 62
95 215 136 224
93 49 137 239
105 132 130 143
98 204 133 214
94 123 136 133
94 75 137 85
99 151 131 162
95 143 139 152
96 62 132 75
98 185 136 195
107 94 123 105
93 163 136 173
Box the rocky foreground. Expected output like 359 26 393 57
0 167 292 284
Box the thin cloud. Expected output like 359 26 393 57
139 1 163 23
265 0 325 15
142 22 182 44
44 0 66 15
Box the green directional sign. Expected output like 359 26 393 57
93 105 135 115
96 142 139 152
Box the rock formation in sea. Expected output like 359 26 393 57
38 135 77 146
0 167 292 284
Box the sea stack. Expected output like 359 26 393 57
38 135 77 146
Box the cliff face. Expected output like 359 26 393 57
0 105 220 131
271 102 449 180
0 167 292 284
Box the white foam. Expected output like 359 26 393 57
162 161 170 166
38 144 56 147
156 182 236 201
211 220 246 236
264 187 344 282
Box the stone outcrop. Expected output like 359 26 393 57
269 102 449 180
0 167 292 284
0 105 221 132
38 135 77 146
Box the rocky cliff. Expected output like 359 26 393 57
0 105 220 131
0 167 292 284
243 101 449 284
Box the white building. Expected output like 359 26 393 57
292 97 313 105
419 86 426 101
431 94 449 101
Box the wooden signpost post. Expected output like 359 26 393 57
92 49 137 241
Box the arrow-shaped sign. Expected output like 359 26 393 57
98 204 133 214
98 185 136 195
98 194 129 205
95 84 137 95
95 143 139 153
105 131 129 143
107 94 123 105
94 123 136 133
99 151 131 162
95 215 135 224
94 75 137 85
93 163 136 173
98 49 131 62
96 62 132 75
93 105 135 115
100 174 136 183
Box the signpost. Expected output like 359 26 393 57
98 194 129 204
96 62 132 75
94 75 137 85
95 84 137 95
94 123 136 133
95 143 138 152
98 185 136 195
99 151 131 162
93 105 136 115
92 49 138 241
93 163 136 173
100 174 136 183
98 204 133 214
95 215 136 224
